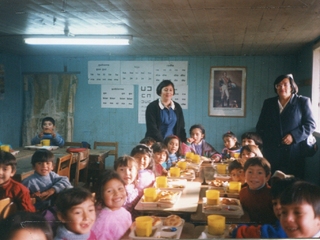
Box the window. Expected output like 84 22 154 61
312 42 320 136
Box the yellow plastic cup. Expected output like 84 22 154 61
156 176 167 188
143 188 157 202
41 139 50 146
233 152 240 159
185 152 194 160
135 216 153 237
0 145 10 152
207 215 226 236
229 181 241 193
206 189 220 205
170 167 181 177
192 154 201 164
177 161 187 170
216 164 227 174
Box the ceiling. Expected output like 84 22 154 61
1 0 320 57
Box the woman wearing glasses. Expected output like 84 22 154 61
256 74 316 179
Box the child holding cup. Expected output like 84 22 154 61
31 117 64 147
221 131 241 160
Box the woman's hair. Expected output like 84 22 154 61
240 145 263 157
0 150 17 172
241 132 263 149
189 124 206 138
130 144 154 170
280 181 320 217
0 211 53 240
31 149 54 166
113 155 138 170
273 73 298 94
151 142 169 158
55 187 94 216
243 157 271 177
97 169 126 204
156 80 175 96
222 131 241 149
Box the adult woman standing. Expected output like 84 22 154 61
256 74 316 179
145 80 186 143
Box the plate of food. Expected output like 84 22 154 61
168 169 196 181
155 178 187 191
24 145 59 150
129 215 184 240
202 197 244 218
140 189 182 209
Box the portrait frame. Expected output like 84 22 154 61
209 67 246 117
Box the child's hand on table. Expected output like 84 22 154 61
39 188 56 201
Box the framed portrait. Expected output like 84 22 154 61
209 67 246 117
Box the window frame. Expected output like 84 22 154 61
312 41 320 137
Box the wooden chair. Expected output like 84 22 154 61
73 149 90 187
93 141 118 160
55 154 72 179
0 198 17 220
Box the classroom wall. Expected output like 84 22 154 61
19 55 296 164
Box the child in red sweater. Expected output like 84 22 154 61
239 157 277 224
0 150 35 212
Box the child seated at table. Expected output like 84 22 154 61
221 131 241 159
186 124 221 162
239 145 263 166
22 149 72 211
130 144 155 192
92 170 132 240
239 157 277 224
0 150 35 212
151 142 169 176
0 211 52 240
164 135 180 169
232 177 297 238
55 187 96 240
280 181 320 238
114 155 140 219
241 131 263 149
228 160 246 186
31 117 65 147
139 137 156 148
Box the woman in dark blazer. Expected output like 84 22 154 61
145 80 186 143
256 74 316 178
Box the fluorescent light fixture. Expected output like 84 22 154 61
24 35 132 45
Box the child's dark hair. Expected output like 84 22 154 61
280 181 320 217
130 144 154 170
0 150 17 172
42 117 55 126
140 137 156 146
241 132 263 149
114 155 138 170
240 145 263 157
243 157 271 177
164 135 180 147
0 211 53 240
151 142 169 158
189 124 206 138
31 149 54 166
55 187 94 216
270 177 298 199
97 170 126 204
223 131 241 149
228 160 243 173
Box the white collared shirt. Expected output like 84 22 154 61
278 95 293 113
158 99 175 110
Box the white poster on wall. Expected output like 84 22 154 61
153 61 188 85
138 85 154 124
88 61 121 84
121 61 153 85
172 84 188 109
101 85 134 108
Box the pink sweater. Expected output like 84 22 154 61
92 207 132 240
